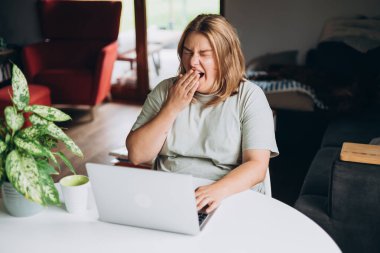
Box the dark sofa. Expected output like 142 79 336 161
294 110 380 253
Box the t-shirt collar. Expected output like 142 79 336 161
194 91 217 103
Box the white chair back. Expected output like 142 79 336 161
263 168 272 197
251 168 271 197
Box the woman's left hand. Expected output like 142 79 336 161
195 183 228 213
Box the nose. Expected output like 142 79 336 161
190 54 200 67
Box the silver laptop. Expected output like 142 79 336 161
86 163 216 235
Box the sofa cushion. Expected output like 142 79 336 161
294 195 331 227
299 147 340 196
330 160 380 223
296 152 380 253
35 69 93 105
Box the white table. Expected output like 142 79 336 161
0 188 340 253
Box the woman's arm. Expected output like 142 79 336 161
126 70 200 165
126 105 178 165
195 149 270 213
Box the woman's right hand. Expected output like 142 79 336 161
163 70 200 114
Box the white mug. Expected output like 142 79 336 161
59 175 90 214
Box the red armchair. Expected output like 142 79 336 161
22 0 122 106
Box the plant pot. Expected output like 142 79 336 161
1 182 44 217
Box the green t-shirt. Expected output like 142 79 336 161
132 77 279 181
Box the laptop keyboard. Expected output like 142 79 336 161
198 212 209 225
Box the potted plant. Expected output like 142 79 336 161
0 64 83 216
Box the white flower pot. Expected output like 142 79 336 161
1 182 44 217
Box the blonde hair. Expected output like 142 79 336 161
177 14 246 106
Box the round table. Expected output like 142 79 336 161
0 185 341 253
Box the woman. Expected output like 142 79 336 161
126 14 278 213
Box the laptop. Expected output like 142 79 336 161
86 163 216 235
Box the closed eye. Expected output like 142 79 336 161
183 48 193 55
200 52 212 57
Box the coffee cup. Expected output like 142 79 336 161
59 175 90 214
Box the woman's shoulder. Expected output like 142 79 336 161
238 79 265 97
148 76 177 99
152 76 177 91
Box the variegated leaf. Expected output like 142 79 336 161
29 114 49 126
11 64 30 110
45 123 83 157
38 169 60 205
36 159 59 175
0 139 7 154
55 151 76 174
14 137 58 165
5 133 11 144
24 105 71 122
41 145 58 165
0 119 7 135
19 125 45 140
5 150 43 205
14 137 46 157
0 159 4 187
45 122 67 140
63 138 83 158
39 135 58 149
4 106 24 132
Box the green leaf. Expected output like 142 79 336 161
0 139 7 154
36 159 59 175
11 64 30 111
0 119 7 136
14 137 46 157
41 146 59 167
24 105 71 122
4 106 24 132
5 133 11 144
0 158 5 187
14 137 59 165
38 135 58 149
45 123 83 157
19 125 45 140
38 168 60 206
55 151 76 174
29 114 49 126
5 150 43 205
45 122 67 140
62 138 83 158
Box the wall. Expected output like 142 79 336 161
224 0 380 63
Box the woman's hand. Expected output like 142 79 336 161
195 183 229 214
163 70 200 114
195 150 270 214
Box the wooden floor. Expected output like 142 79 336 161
52 102 142 182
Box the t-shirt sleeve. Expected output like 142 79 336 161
241 83 279 157
131 79 171 131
